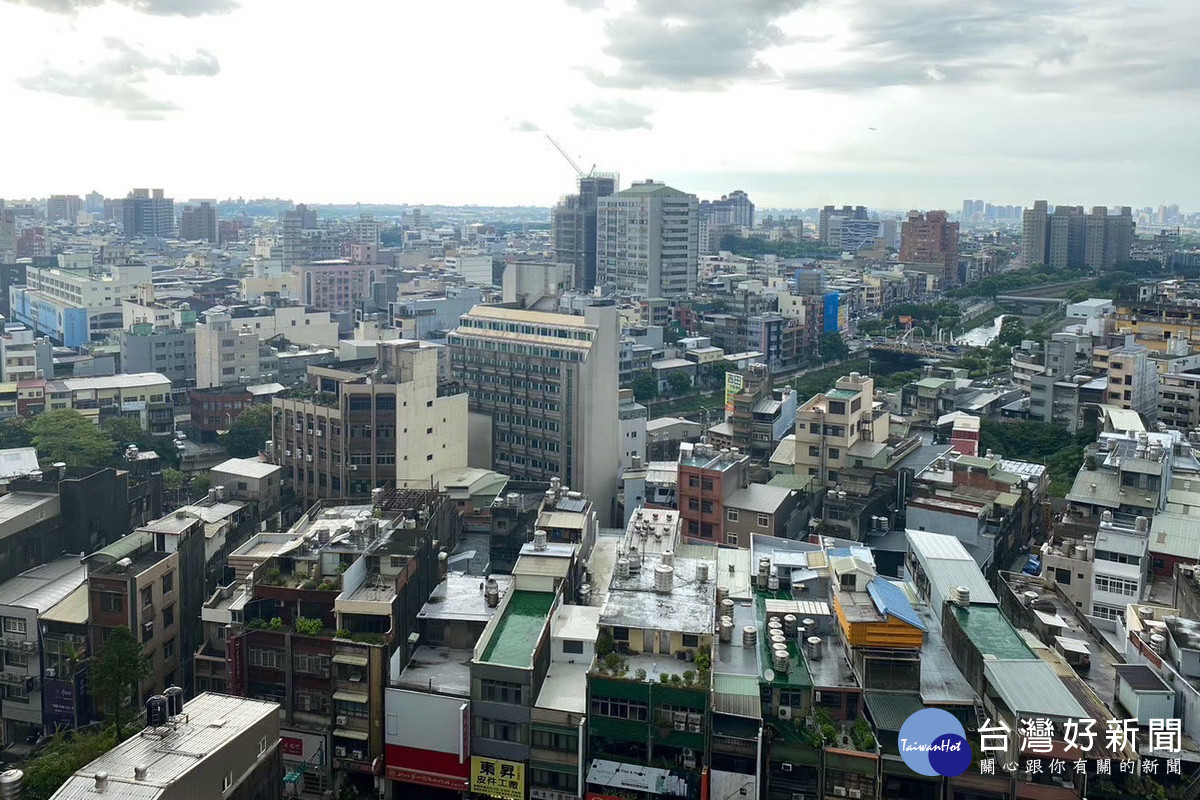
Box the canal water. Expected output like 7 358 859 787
957 314 1011 347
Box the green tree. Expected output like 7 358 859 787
630 372 659 402
30 409 115 467
704 360 731 386
220 404 272 458
666 371 692 395
99 416 179 468
191 473 212 496
90 626 152 739
0 417 33 450
818 331 850 363
294 617 323 637
22 727 122 800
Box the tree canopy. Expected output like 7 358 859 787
89 626 152 740
220 404 272 458
30 410 115 467
0 417 33 450
666 371 692 395
22 727 123 800
979 419 1082 497
818 331 850 363
630 372 659 403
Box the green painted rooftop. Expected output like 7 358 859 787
757 592 812 689
950 604 1034 661
479 590 556 668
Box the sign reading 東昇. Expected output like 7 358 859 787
471 756 524 800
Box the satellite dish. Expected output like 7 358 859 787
763 669 776 682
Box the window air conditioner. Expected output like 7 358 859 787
334 746 346 757
307 429 313 435
305 455 313 462
336 715 348 726
674 721 686 731
351 750 364 760
293 424 302 432
316 430 323 437
833 788 847 797
780 763 793 772
778 706 792 720
848 791 863 799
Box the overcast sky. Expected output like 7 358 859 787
2 0 1197 210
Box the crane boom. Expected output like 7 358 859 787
545 134 584 177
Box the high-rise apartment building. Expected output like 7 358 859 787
818 205 868 245
280 203 319 266
271 340 468 502
552 174 617 291
179 201 218 243
46 194 82 223
900 210 960 287
196 313 263 389
700 189 755 228
121 188 174 238
449 302 620 521
1093 334 1158 422
1022 200 1133 270
84 190 104 214
597 180 698 298
0 210 15 261
1020 200 1050 267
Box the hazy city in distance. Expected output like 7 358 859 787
1 2 1200 800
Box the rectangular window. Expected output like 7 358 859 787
475 717 524 743
4 650 27 668
682 634 700 648
727 508 739 522
590 696 648 721
479 679 524 705
293 652 331 677
531 729 578 752
757 514 770 528
162 605 175 629
562 640 584 655
2 618 26 635
162 571 174 595
141 587 153 608
164 638 176 660
249 648 283 670
725 532 739 546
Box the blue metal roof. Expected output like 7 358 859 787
867 577 926 632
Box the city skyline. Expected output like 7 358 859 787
1 0 1198 208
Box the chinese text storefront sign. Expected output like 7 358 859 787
471 756 525 800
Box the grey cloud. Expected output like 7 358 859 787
583 0 809 89
781 0 1197 93
511 120 541 132
19 38 221 120
2 0 236 14
570 98 653 131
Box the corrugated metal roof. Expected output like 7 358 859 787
924 560 999 606
51 693 277 799
1065 469 1122 508
983 659 1087 719
1151 512 1200 558
864 690 925 731
866 577 926 631
906 529 973 562
712 674 762 718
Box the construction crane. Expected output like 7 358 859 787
545 134 596 178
